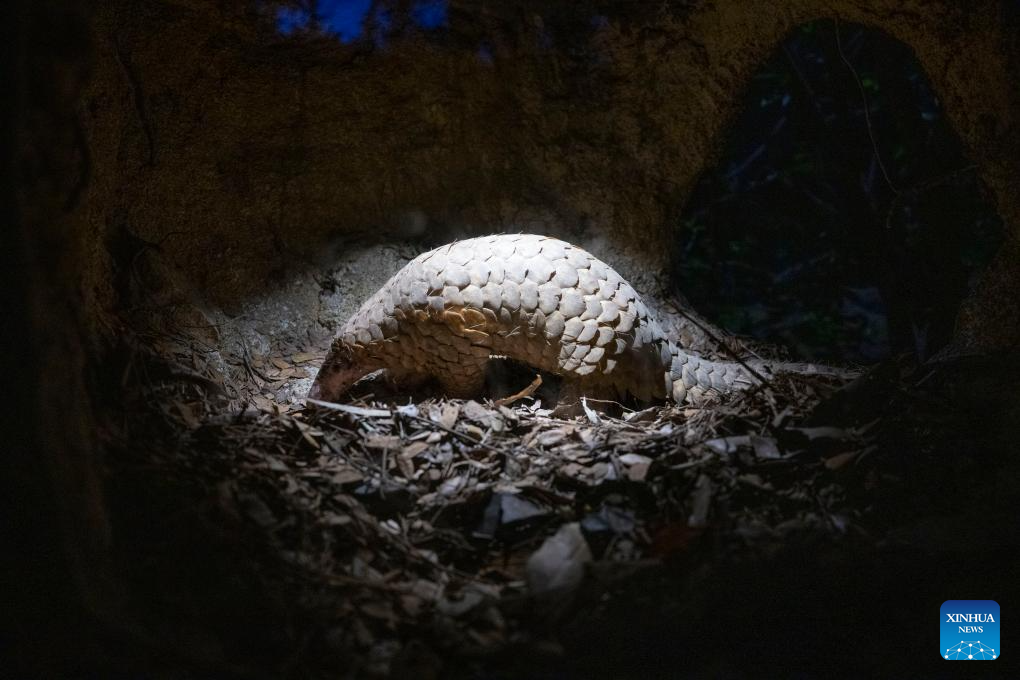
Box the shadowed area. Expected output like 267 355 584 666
676 22 1001 363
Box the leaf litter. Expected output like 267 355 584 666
103 334 1020 678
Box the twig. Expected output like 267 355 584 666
884 164 978 229
669 457 713 471
579 397 636 412
405 413 481 445
834 18 899 197
494 373 543 407
306 399 392 418
667 298 774 389
238 336 272 384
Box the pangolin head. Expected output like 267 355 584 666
307 341 365 403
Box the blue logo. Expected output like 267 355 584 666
941 600 999 660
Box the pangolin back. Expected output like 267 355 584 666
309 234 752 404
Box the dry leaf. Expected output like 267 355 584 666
526 523 592 595
626 461 650 482
824 450 859 470
619 453 652 480
439 475 465 497
463 424 485 440
252 395 276 413
687 474 713 528
398 456 416 479
536 429 568 447
174 401 200 429
332 467 364 485
750 435 781 459
365 435 402 450
580 397 602 426
618 453 651 466
401 441 429 459
704 435 750 455
438 403 460 429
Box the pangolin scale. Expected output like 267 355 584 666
309 234 756 405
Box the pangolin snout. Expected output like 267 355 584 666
307 357 361 403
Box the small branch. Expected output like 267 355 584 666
834 18 899 197
494 373 542 407
306 399 392 418
405 412 481 445
667 298 773 389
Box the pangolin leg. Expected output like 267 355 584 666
553 378 619 416
383 369 432 392
435 358 487 399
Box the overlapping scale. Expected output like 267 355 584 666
313 234 747 405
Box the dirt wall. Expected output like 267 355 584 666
78 1 1020 353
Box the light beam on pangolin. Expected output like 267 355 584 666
309 234 762 405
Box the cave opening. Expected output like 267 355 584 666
675 21 1002 364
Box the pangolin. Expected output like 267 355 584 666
309 234 759 405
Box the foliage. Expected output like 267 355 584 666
675 21 1002 362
